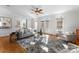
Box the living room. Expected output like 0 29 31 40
0 5 79 53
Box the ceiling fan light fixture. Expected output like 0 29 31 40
31 7 43 15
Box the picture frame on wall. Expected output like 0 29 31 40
0 17 12 29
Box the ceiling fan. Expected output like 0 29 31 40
31 7 43 15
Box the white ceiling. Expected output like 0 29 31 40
1 5 79 18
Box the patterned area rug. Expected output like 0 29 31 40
17 37 79 53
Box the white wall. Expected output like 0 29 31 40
60 9 79 34
0 6 12 36
36 9 79 34
36 15 56 34
0 6 79 36
0 6 27 36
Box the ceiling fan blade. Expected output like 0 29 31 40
39 9 43 11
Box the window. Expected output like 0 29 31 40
0 21 2 26
56 16 64 34
35 22 37 30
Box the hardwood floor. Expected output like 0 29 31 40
1 33 75 53
0 36 26 53
0 34 56 53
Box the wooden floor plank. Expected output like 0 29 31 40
0 36 26 53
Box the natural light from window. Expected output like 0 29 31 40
0 22 2 26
